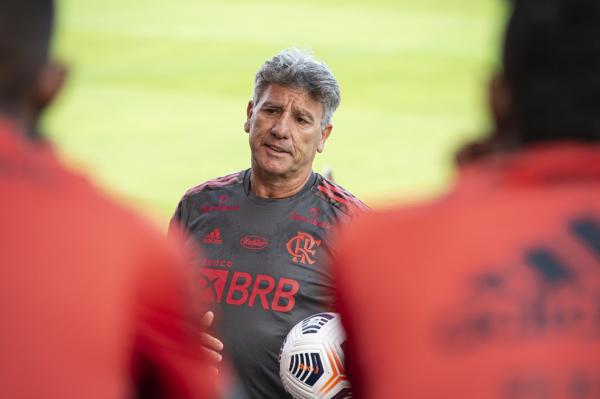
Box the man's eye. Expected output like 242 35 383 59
264 108 277 114
297 117 308 124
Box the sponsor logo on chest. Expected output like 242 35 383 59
290 207 332 230
240 235 268 250
201 194 240 213
199 269 300 313
198 229 325 313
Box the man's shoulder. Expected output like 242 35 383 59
337 194 457 252
5 146 174 264
66 173 167 246
312 173 369 218
181 170 245 200
4 136 157 240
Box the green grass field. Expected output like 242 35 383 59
47 0 505 225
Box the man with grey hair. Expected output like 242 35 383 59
169 48 367 398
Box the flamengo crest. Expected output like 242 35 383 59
287 231 321 265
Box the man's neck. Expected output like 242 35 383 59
250 168 312 199
0 108 34 140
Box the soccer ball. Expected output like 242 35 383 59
279 312 352 399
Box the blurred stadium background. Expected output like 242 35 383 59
46 0 505 226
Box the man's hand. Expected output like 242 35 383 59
200 311 224 365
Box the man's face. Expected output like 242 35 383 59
244 84 332 180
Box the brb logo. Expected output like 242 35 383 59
199 269 299 313
287 231 321 265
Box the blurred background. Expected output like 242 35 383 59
46 0 505 227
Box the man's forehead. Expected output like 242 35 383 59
259 84 322 114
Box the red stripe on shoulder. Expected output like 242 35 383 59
322 179 369 209
185 171 242 196
317 177 369 215
322 179 352 197
318 185 351 206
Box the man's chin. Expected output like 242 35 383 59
252 161 293 179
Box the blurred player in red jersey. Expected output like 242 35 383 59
0 1 216 398
333 0 600 398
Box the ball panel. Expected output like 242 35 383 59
280 312 352 399
301 312 335 334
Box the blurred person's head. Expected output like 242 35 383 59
459 0 600 163
0 0 67 139
502 0 600 143
244 49 340 189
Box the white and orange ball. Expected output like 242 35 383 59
279 312 352 399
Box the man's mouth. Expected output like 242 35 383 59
265 144 290 154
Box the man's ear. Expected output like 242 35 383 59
317 124 332 153
33 61 68 114
489 73 512 130
244 100 254 133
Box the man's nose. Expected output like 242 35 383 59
270 112 291 139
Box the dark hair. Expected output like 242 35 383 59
503 0 600 142
0 0 54 108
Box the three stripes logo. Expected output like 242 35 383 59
301 313 334 334
289 352 324 387
203 228 223 244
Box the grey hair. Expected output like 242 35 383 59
253 48 341 127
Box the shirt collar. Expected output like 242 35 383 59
456 141 600 193
0 116 30 158
0 115 62 181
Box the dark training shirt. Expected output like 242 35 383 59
170 169 367 399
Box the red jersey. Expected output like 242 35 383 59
0 119 214 399
334 143 600 398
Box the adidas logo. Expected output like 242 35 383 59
203 228 223 244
